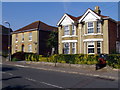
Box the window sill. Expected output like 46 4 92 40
15 41 18 43
62 35 78 38
83 33 103 36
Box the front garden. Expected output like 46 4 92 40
11 52 120 69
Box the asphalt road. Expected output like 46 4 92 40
1 64 119 89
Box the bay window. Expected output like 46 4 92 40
72 25 76 35
87 42 94 54
64 25 70 35
97 21 101 33
97 41 101 54
87 22 94 34
64 42 70 54
72 42 76 54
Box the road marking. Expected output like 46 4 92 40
15 65 28 68
25 77 63 88
2 72 13 76
41 81 63 88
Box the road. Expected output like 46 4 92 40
1 64 119 89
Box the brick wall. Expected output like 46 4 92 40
108 20 117 53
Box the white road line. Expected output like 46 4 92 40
15 65 28 68
41 81 63 88
25 77 63 88
2 72 13 76
8 73 13 76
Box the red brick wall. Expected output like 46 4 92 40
108 20 117 53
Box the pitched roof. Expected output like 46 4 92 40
14 21 57 33
66 13 82 21
64 9 108 23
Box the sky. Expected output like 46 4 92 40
2 2 119 31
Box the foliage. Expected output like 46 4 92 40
24 53 120 69
11 57 20 61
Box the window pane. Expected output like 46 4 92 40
64 26 69 35
88 48 94 53
88 28 94 33
88 22 93 27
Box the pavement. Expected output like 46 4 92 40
1 56 119 81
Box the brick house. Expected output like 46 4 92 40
12 21 57 56
0 25 12 55
57 6 120 54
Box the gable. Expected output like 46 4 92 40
82 12 99 22
57 14 74 26
79 9 101 22
61 16 73 26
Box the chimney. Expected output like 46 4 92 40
94 6 101 14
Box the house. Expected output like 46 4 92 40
0 25 12 56
12 21 57 56
57 6 120 54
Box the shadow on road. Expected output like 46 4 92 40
2 85 30 89
2 66 17 72
2 76 22 81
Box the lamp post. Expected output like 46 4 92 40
4 21 11 61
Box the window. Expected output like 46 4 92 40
16 34 18 42
72 25 76 35
87 42 94 54
97 21 101 33
72 43 76 54
64 26 70 35
22 33 24 41
15 45 18 52
97 41 101 54
28 44 32 52
87 22 94 34
64 43 70 54
29 32 32 41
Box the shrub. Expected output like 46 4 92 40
11 57 20 61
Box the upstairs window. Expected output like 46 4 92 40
22 33 24 41
72 25 76 35
97 21 101 33
15 34 18 42
64 42 70 54
29 32 32 41
87 22 94 34
64 25 70 35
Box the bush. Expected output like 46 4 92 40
24 53 120 69
11 57 20 61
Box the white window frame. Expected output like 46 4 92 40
87 42 95 54
64 25 70 36
22 33 24 42
15 34 18 43
64 42 70 54
87 22 94 34
97 41 101 54
97 21 101 33
29 32 32 41
28 44 32 52
15 45 18 52
72 42 76 54
72 25 76 36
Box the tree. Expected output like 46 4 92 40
47 31 58 55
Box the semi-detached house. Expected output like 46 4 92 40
57 6 120 54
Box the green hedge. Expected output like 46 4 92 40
25 54 120 69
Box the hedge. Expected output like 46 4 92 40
24 54 120 69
